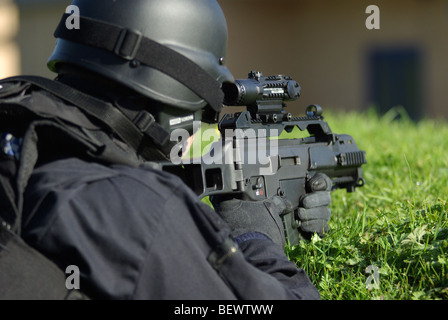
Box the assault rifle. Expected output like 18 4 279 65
160 71 367 246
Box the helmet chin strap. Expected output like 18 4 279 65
56 63 211 164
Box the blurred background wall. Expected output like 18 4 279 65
0 0 20 79
2 0 448 120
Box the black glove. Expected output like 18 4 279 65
211 195 290 248
298 173 332 238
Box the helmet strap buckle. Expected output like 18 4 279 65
114 28 143 61
133 110 173 155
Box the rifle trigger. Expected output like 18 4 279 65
253 177 264 190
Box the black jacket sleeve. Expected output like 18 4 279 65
22 157 320 299
237 235 320 299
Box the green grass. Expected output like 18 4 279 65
286 107 448 300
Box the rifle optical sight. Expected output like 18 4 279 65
223 71 301 115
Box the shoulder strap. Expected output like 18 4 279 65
0 78 144 233
0 76 173 160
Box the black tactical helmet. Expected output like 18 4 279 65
47 0 234 133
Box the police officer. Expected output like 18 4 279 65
0 0 331 299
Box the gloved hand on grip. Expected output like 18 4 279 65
210 195 291 248
298 173 333 238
